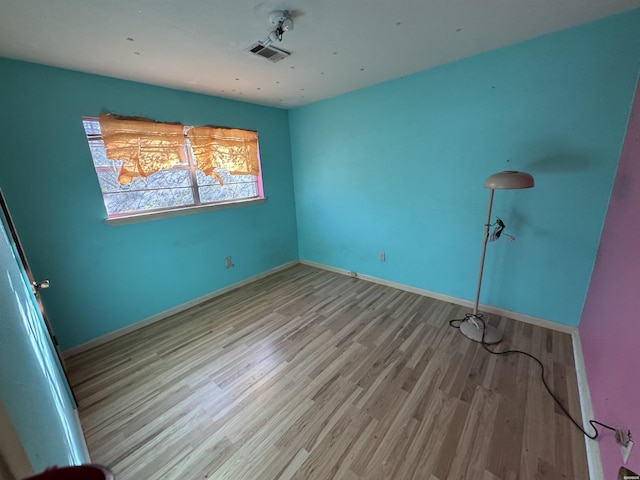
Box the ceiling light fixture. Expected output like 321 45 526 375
267 10 294 44
248 10 295 62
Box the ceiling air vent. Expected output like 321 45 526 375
248 42 290 62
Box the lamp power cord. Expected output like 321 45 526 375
449 313 617 441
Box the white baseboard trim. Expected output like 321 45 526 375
66 258 576 358
63 260 299 358
64 257 600 475
299 259 577 335
572 331 604 480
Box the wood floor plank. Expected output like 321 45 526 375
67 264 589 479
447 386 500 479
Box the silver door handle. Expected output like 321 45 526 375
33 279 50 290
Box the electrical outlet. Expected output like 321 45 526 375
379 251 385 262
615 429 634 464
616 429 632 447
225 256 234 268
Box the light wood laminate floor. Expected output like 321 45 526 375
66 265 589 479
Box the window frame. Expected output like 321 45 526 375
82 116 265 225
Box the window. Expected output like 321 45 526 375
82 114 264 223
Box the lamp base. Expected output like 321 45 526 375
459 315 503 344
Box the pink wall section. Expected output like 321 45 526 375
580 78 640 478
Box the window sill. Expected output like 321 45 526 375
105 197 266 226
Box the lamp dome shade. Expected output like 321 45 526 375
484 170 534 190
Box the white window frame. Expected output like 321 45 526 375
82 117 265 225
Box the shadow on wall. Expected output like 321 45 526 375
502 208 552 240
523 149 600 174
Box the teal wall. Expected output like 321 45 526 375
1 9 640 351
0 59 298 349
289 10 640 326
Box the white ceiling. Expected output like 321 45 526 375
1 0 638 109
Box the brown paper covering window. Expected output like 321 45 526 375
99 113 188 185
98 114 260 187
187 126 259 185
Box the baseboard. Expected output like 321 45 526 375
572 331 604 480
64 257 600 476
65 258 575 358
299 259 577 335
63 260 299 358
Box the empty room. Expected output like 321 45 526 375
1 1 639 479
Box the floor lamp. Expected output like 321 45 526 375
459 170 535 344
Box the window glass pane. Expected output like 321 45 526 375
226 174 257 185
199 182 258 203
139 169 191 189
82 119 101 135
88 139 112 167
103 188 195 215
96 169 123 193
195 169 219 187
196 169 257 188
197 168 256 186
97 168 191 193
83 116 262 219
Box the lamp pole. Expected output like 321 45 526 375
459 170 534 345
460 188 503 344
473 188 495 318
